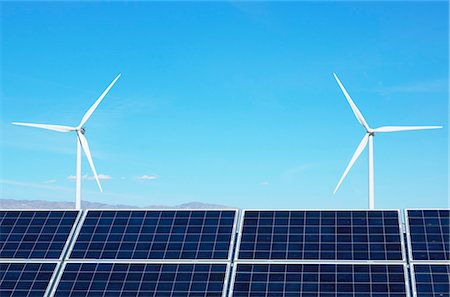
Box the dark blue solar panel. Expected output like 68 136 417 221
70 210 236 259
54 263 227 297
413 264 450 297
0 262 57 297
0 211 79 259
232 263 407 297
407 209 450 261
238 210 403 260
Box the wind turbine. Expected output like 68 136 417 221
332 73 442 209
12 74 121 210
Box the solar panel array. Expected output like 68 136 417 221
406 209 450 297
406 210 449 261
0 211 79 259
237 210 403 261
49 210 238 297
230 210 409 297
1 208 449 297
232 263 408 297
411 264 450 297
0 210 80 297
0 262 57 297
69 210 235 260
54 263 228 297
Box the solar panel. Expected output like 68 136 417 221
412 264 450 297
231 263 409 297
69 210 237 260
237 210 404 261
406 209 450 261
0 211 79 259
0 262 57 297
53 263 228 297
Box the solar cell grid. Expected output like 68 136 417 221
69 210 236 260
413 264 450 297
238 210 403 261
407 210 450 261
0 211 79 259
231 263 408 297
0 262 57 297
54 263 228 297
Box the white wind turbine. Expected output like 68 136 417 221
332 73 442 209
12 74 121 210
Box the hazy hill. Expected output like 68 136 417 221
0 199 235 210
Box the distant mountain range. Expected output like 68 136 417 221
0 199 235 210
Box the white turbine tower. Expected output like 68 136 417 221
12 74 121 210
332 73 442 209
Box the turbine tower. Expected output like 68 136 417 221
332 73 442 209
12 74 121 210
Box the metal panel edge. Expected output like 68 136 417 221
222 262 232 297
233 209 246 262
58 210 82 261
404 209 415 262
44 262 61 297
227 259 238 297
397 209 408 263
409 262 417 297
227 209 240 262
64 210 89 260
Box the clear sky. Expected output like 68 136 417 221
0 1 448 209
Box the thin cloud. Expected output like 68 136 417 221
95 174 112 180
67 174 112 180
43 179 56 184
0 179 70 191
138 175 159 181
259 181 270 187
375 79 447 95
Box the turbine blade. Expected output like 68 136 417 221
78 73 121 128
333 73 370 131
373 126 443 133
77 131 103 192
12 122 75 132
334 134 369 194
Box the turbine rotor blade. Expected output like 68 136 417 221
78 73 121 128
77 131 103 192
373 126 443 133
333 73 370 131
12 122 76 132
334 134 369 194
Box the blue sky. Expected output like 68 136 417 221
0 2 448 209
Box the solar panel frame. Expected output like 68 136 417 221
405 209 450 263
0 261 60 297
234 209 407 262
409 263 450 297
48 261 232 297
0 210 82 260
228 261 411 297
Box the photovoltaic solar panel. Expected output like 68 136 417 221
0 262 57 297
69 210 236 260
54 263 228 297
0 211 79 259
406 209 450 261
237 210 403 260
231 263 408 297
412 264 450 297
